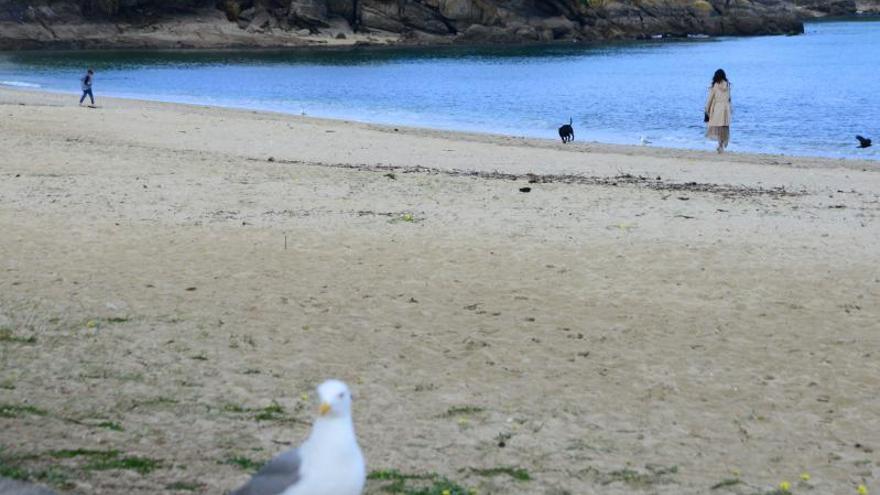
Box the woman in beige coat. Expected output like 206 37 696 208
705 69 732 153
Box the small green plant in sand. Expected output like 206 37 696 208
368 469 475 495
224 456 264 471
78 367 144 382
254 402 285 421
88 455 160 474
469 466 531 481
0 327 36 344
441 406 484 418
599 464 678 487
82 317 130 330
223 403 247 413
0 458 30 480
0 404 47 418
223 401 291 422
754 489 791 495
136 396 179 408
711 478 742 490
166 480 203 491
96 420 124 431
0 450 75 490
390 213 421 224
48 449 118 460
49 449 161 474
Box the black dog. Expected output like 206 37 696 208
558 118 574 143
856 135 872 148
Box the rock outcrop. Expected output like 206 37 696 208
859 0 880 13
0 0 872 50
795 0 880 16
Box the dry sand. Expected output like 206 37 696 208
0 87 878 494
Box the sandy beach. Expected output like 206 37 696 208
1 87 878 494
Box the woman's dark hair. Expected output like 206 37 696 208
712 69 728 86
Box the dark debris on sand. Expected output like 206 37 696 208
254 158 803 199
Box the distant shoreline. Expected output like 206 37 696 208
0 27 802 53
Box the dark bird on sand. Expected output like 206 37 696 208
856 135 872 148
558 118 574 143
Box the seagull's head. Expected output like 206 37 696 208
316 379 353 419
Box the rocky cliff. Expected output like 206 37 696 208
0 0 874 50
795 0 880 16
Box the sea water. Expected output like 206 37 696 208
1 18 877 160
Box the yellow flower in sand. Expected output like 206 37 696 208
779 480 791 492
800 472 810 481
857 485 868 495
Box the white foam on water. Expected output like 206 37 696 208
0 81 41 88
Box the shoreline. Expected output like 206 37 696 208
0 24 828 53
3 85 878 168
1 85 879 495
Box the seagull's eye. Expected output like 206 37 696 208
338 392 345 399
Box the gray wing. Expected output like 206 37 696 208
0 477 59 495
229 448 302 495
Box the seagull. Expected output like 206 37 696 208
640 136 652 146
0 477 58 495
856 135 872 148
229 380 366 495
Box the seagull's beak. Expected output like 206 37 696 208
319 402 331 416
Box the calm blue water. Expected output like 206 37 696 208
1 19 878 160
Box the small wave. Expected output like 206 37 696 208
0 81 41 88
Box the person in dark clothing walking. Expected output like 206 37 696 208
79 69 95 106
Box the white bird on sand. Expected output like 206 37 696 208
0 477 58 495
640 136 652 145
229 380 366 495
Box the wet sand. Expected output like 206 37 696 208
0 87 878 494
